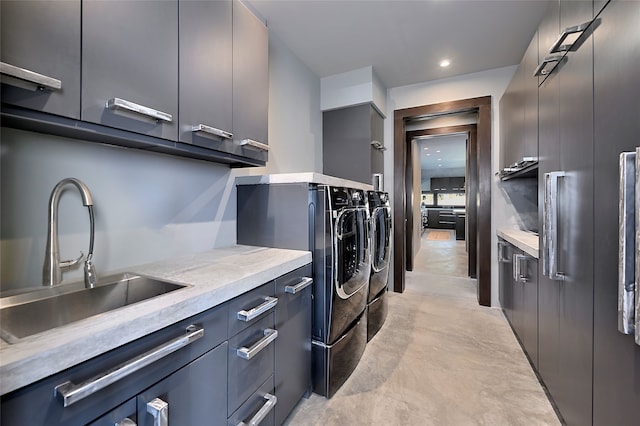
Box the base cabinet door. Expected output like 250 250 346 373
498 239 514 322
275 265 313 425
521 256 539 368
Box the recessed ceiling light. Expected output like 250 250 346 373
424 147 429 150
436 150 441 153
439 59 451 68
438 164 442 167
426 153 431 156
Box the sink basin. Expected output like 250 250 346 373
0 274 187 343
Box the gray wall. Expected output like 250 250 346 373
0 31 323 292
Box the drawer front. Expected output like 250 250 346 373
228 281 276 336
228 313 276 414
1 303 228 426
227 376 275 426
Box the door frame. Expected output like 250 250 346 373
393 96 492 306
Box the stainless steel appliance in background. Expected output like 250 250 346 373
366 190 391 341
236 183 371 399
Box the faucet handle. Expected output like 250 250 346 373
60 251 84 270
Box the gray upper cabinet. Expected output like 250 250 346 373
0 0 81 119
179 0 233 150
81 0 179 141
323 103 385 185
233 0 269 163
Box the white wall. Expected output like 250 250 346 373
384 65 519 307
0 31 323 292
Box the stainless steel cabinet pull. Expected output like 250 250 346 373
115 418 137 426
533 55 563 77
54 325 204 407
0 61 62 91
237 296 278 321
618 151 636 335
285 277 313 294
238 139 270 152
498 241 511 263
513 254 531 283
543 172 566 280
191 124 233 140
549 21 592 53
237 393 277 426
636 148 640 346
236 328 278 360
106 98 173 123
147 397 169 426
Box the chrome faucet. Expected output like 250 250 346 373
43 178 98 288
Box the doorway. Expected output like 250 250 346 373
393 96 492 306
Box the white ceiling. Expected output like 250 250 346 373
417 134 467 171
248 0 551 88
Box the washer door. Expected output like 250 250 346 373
334 207 370 299
371 206 391 273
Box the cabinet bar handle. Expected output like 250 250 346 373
0 61 62 91
285 277 313 294
543 172 566 280
636 148 640 346
549 21 592 53
237 393 277 426
498 241 511 263
513 254 532 283
106 98 173 122
236 328 278 360
191 124 233 140
147 398 169 426
54 325 204 407
238 139 270 151
115 419 137 426
237 296 278 321
533 55 563 77
618 151 636 335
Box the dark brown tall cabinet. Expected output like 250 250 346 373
323 104 384 185
533 0 639 425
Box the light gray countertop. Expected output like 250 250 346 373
0 245 311 395
235 172 374 191
497 228 539 259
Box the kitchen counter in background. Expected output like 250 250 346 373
497 228 539 258
235 172 374 191
0 245 311 395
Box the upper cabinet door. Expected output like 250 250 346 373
0 0 81 119
82 0 178 141
179 0 233 149
233 0 269 162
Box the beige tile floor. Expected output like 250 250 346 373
284 232 559 425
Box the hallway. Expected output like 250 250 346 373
285 231 559 425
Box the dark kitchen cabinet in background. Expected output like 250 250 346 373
0 0 81 119
592 1 640 425
81 0 179 141
233 0 270 163
178 0 234 150
430 177 465 191
323 103 385 185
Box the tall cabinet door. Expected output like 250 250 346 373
592 1 640 424
0 0 81 119
82 0 178 140
178 0 233 149
554 1 595 424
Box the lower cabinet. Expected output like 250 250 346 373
498 238 539 367
0 263 313 426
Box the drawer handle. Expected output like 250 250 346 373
116 418 137 426
238 139 270 152
147 397 169 426
513 253 532 283
237 296 278 322
285 277 313 294
236 328 278 360
54 325 204 407
106 97 173 123
237 393 277 426
549 21 591 53
533 55 563 77
497 241 511 263
618 150 637 335
0 61 62 91
191 124 233 140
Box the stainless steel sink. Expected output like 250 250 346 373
0 274 187 343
